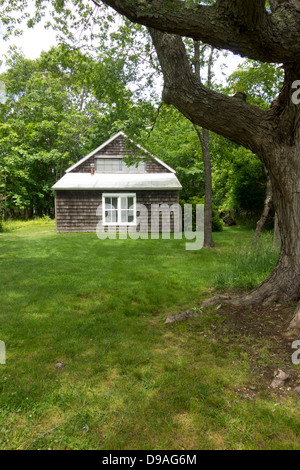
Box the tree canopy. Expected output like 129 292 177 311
0 43 156 217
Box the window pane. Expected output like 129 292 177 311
128 210 134 220
98 158 145 172
105 198 111 209
122 160 145 172
96 160 105 171
105 211 111 223
122 161 130 170
121 210 128 223
120 197 127 209
97 159 122 171
120 209 135 223
111 210 118 222
127 197 134 209
111 198 118 209
112 159 121 171
123 163 134 171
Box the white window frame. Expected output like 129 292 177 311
102 193 137 226
96 157 146 173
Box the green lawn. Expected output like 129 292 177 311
0 221 299 450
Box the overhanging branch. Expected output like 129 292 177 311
149 28 270 154
216 0 266 28
100 0 300 63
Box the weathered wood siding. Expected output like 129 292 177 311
70 134 170 174
55 190 180 233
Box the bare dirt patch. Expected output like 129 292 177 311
213 302 300 396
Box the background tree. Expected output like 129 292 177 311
146 104 205 201
211 136 267 218
0 46 98 217
0 44 156 218
193 43 215 248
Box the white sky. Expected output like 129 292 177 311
0 23 58 69
0 20 244 88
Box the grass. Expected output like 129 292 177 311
213 231 280 290
0 220 299 450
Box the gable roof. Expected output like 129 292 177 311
65 131 176 174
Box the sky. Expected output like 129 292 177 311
0 16 244 88
0 22 58 69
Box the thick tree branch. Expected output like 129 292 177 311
100 0 300 63
217 0 266 28
149 28 269 154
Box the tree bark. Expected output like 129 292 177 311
274 212 281 248
252 175 272 246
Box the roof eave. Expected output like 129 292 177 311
53 186 182 191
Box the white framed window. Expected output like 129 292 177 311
102 193 136 226
97 158 122 172
96 158 145 172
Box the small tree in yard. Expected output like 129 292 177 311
3 0 300 328
192 43 216 248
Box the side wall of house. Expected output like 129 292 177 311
55 190 180 233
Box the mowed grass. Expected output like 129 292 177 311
0 221 299 450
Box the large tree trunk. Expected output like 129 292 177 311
264 144 300 305
203 143 300 328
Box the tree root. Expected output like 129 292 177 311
201 290 280 309
201 291 300 331
201 294 232 307
287 301 300 330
